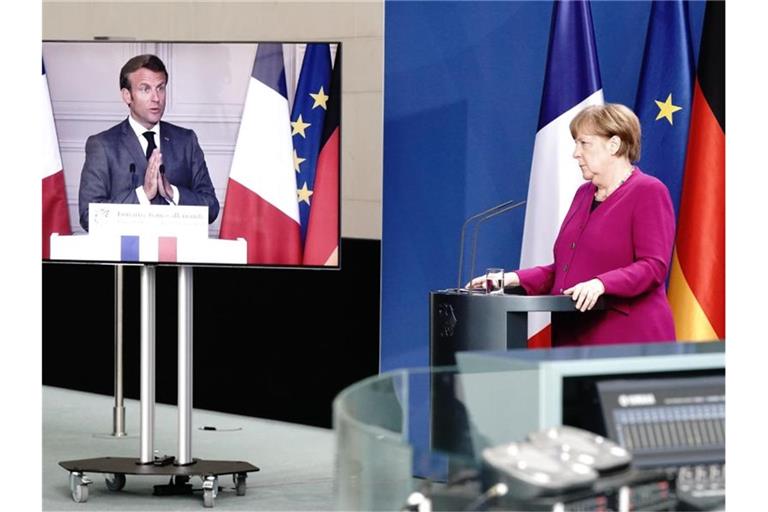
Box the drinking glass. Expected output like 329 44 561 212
485 268 504 295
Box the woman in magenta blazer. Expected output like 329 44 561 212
473 104 676 346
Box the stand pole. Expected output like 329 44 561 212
112 265 127 437
177 266 193 464
140 265 156 463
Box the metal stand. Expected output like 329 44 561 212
113 265 127 437
178 266 193 465
140 265 156 463
94 265 133 439
61 265 259 507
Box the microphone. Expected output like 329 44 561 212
121 163 137 203
456 199 526 290
468 200 526 288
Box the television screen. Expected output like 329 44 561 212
42 41 340 268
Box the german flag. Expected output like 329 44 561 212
668 1 725 341
303 47 340 266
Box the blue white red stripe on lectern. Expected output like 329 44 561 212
121 235 139 261
158 237 177 262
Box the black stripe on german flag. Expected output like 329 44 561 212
697 0 725 133
320 47 340 147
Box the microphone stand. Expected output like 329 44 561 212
120 163 137 203
468 200 526 288
456 199 526 290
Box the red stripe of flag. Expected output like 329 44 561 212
42 169 71 259
528 325 552 350
220 178 302 265
304 128 339 265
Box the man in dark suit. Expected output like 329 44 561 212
78 54 219 231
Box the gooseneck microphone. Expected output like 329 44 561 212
121 163 137 203
468 200 526 288
456 199 526 290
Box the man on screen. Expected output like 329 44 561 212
78 54 219 231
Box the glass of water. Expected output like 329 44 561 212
485 268 505 295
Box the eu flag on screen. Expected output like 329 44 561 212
634 0 694 217
290 44 332 245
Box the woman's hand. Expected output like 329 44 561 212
466 275 484 290
563 278 605 312
465 272 520 290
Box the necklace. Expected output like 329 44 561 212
595 167 634 201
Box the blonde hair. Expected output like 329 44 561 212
570 103 641 163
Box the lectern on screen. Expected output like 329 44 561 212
42 41 341 268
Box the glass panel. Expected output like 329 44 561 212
333 341 725 509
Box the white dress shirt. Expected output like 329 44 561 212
127 115 179 205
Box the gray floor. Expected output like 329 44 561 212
43 386 336 511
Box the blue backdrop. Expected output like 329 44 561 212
381 0 706 372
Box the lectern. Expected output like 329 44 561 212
430 289 605 367
429 289 605 455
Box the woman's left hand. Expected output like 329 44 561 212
563 278 605 312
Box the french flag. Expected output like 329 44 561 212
219 43 302 265
42 60 72 258
519 1 603 347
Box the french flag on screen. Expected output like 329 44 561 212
42 60 72 258
519 0 604 347
219 43 302 265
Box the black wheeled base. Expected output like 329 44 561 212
60 456 260 507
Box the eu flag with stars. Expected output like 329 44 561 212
290 44 332 245
634 0 695 217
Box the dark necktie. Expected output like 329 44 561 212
142 131 157 160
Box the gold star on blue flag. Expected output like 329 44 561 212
297 182 313 205
310 86 329 110
291 114 311 138
655 93 683 125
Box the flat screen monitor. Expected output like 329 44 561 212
42 41 341 268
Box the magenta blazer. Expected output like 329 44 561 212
516 169 676 347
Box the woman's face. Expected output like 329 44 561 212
572 132 618 183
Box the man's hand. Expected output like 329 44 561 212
564 278 605 312
157 169 174 202
143 149 162 200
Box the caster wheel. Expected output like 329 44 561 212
69 473 92 503
203 475 218 508
105 473 126 491
203 488 214 508
234 473 247 496
72 483 89 503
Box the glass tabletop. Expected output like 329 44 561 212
332 341 725 510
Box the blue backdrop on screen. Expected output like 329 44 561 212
381 0 706 372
